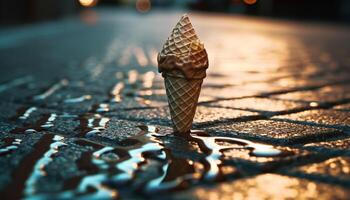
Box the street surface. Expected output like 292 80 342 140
0 8 350 199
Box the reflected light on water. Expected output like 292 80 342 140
299 157 350 177
309 102 319 107
207 33 289 75
191 174 349 200
79 0 98 7
142 71 155 88
136 0 151 13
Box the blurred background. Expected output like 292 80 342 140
1 0 350 25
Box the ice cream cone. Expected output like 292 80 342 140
164 74 203 133
158 14 209 134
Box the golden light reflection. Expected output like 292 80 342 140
110 190 118 199
136 0 151 13
190 174 349 200
206 33 290 75
133 47 149 67
309 102 319 107
148 47 158 67
299 157 350 177
190 13 307 98
128 70 138 84
220 165 237 175
137 89 165 96
110 82 124 102
142 71 155 88
79 0 98 7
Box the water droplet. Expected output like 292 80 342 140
25 129 37 134
18 107 37 120
12 113 57 134
0 138 22 156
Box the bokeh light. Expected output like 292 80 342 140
136 0 151 13
243 0 257 5
79 0 98 7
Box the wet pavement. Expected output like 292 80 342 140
1 8 350 200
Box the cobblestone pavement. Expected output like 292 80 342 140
1 8 350 200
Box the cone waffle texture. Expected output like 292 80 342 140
158 14 208 133
158 14 208 79
164 75 203 133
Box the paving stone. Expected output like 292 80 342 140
47 93 166 114
304 138 350 151
207 120 342 144
98 118 170 142
172 174 350 200
0 132 44 190
115 106 259 125
194 106 260 123
0 121 17 134
270 72 349 89
272 84 350 103
205 97 308 113
273 109 350 130
201 83 286 99
204 72 283 87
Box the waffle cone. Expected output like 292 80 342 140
158 14 208 79
158 14 208 134
164 74 203 133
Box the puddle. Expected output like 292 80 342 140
107 70 156 104
24 135 66 196
0 138 22 156
75 114 110 137
18 107 37 120
92 103 110 113
18 126 289 199
2 134 63 200
188 131 283 180
40 113 57 128
11 113 57 134
11 106 37 121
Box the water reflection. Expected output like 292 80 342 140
187 174 349 200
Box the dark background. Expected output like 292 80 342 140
1 0 350 25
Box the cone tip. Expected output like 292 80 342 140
179 13 190 23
